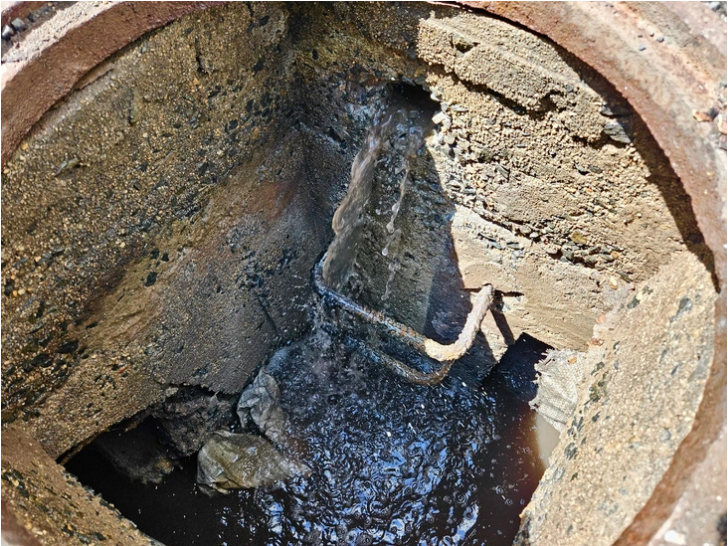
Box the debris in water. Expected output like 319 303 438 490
197 430 309 494
237 369 288 447
530 349 588 431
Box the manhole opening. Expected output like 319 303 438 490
2 4 719 545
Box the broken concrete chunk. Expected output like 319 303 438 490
603 119 632 143
237 369 288 446
197 430 309 493
529 349 588 431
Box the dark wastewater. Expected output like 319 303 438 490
66 330 550 546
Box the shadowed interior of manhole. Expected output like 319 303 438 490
63 85 558 545
1 3 721 546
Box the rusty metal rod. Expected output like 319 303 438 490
313 253 493 385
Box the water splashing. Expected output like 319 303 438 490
322 106 398 291
323 97 430 309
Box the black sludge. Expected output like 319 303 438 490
229 330 542 545
66 329 544 546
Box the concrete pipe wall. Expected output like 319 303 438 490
1 2 725 545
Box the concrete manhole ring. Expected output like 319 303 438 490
1 2 725 545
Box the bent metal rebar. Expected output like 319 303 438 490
313 253 494 386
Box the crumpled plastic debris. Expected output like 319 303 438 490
529 349 587 431
237 370 288 447
197 367 311 493
197 430 309 494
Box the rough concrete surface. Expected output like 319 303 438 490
461 0 726 289
0 1 223 166
0 2 722 545
518 252 717 545
645 424 726 546
2 3 315 457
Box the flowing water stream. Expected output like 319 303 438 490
65 88 551 546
